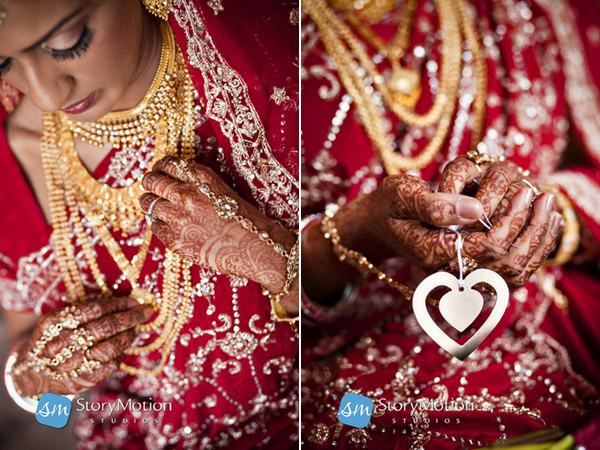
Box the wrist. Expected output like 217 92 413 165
259 229 299 322
256 228 297 292
333 195 393 265
5 351 39 413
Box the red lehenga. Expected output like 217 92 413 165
301 0 600 448
0 1 299 449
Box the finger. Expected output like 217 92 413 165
86 329 136 363
82 305 153 342
464 187 534 261
151 218 176 248
153 156 218 185
475 162 515 219
386 218 457 271
384 174 483 226
140 193 179 224
488 181 523 225
506 212 565 288
487 193 555 276
142 171 197 206
438 157 481 194
76 357 123 388
32 298 139 348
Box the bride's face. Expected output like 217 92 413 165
0 0 152 122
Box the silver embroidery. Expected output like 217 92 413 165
171 0 299 226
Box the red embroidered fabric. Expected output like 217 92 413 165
301 0 600 447
0 1 299 448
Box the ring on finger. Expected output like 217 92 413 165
171 158 191 179
446 256 479 274
145 197 162 225
520 179 541 199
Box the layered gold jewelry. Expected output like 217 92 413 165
171 159 300 322
40 22 197 377
303 0 488 174
344 0 421 108
329 0 400 24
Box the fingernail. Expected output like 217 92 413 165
549 213 562 235
456 197 482 220
142 306 154 320
522 188 534 206
544 194 556 213
126 298 140 308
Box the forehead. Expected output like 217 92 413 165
0 0 85 56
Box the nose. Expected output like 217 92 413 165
21 63 71 113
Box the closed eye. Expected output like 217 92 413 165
49 25 92 60
0 59 11 77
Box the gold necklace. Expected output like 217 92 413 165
304 0 487 174
345 0 421 108
41 22 197 377
61 23 195 234
66 22 178 149
330 0 400 23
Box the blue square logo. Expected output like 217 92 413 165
337 393 374 428
35 393 72 428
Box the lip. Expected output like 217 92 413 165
61 91 98 115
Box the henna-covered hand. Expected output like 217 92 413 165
331 174 485 273
14 298 152 397
438 157 564 287
140 156 298 312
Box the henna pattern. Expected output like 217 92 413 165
14 301 145 397
141 161 296 294
438 157 479 193
506 213 563 288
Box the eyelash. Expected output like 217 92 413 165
50 26 92 60
0 60 9 78
0 25 92 77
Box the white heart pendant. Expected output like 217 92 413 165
412 269 509 360
439 288 483 333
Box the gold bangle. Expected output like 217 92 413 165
541 184 580 266
4 352 40 414
320 207 413 301
261 237 299 305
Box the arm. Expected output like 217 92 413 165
140 156 299 318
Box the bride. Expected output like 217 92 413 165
0 0 299 448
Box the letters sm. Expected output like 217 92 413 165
337 392 374 429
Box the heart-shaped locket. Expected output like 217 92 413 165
412 269 509 360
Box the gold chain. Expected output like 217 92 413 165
303 0 487 174
330 0 400 23
40 22 197 377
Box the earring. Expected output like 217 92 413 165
142 0 172 21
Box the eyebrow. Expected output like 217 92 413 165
22 7 84 53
